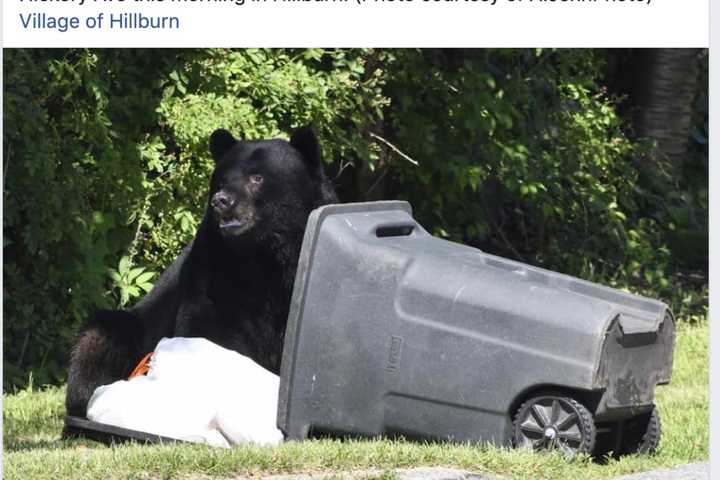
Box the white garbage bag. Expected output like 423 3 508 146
86 337 283 447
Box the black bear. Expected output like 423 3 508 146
65 127 337 418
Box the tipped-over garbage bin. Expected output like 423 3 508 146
278 201 675 457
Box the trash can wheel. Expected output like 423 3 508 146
620 406 661 455
513 393 596 457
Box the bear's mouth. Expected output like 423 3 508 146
219 219 248 230
217 216 254 236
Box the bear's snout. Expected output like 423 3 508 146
211 190 236 214
212 189 255 236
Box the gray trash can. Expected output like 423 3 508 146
278 201 675 457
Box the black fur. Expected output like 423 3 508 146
65 127 337 421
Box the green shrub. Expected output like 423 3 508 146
2 49 389 389
383 50 668 289
3 49 164 387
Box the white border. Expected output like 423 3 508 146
1 1 6 469
709 0 718 473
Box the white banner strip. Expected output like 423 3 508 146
2 0 710 48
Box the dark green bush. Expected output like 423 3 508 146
3 48 707 390
382 50 672 294
3 50 181 386
2 49 389 389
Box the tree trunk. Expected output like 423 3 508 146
628 49 700 171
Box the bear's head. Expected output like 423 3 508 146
207 127 336 243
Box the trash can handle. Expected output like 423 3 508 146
375 222 416 238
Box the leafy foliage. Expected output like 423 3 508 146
382 50 673 296
107 256 156 308
3 50 175 387
3 49 708 390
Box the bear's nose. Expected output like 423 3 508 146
211 191 236 213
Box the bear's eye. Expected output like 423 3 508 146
249 174 264 184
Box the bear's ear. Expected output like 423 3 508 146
290 126 321 173
209 129 237 163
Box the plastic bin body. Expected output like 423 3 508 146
277 201 675 446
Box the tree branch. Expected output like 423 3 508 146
369 133 419 166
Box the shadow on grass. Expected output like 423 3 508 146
4 436 106 453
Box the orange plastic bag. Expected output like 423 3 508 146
128 352 154 379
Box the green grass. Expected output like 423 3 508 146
3 322 708 480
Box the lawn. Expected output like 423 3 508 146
3 321 708 480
